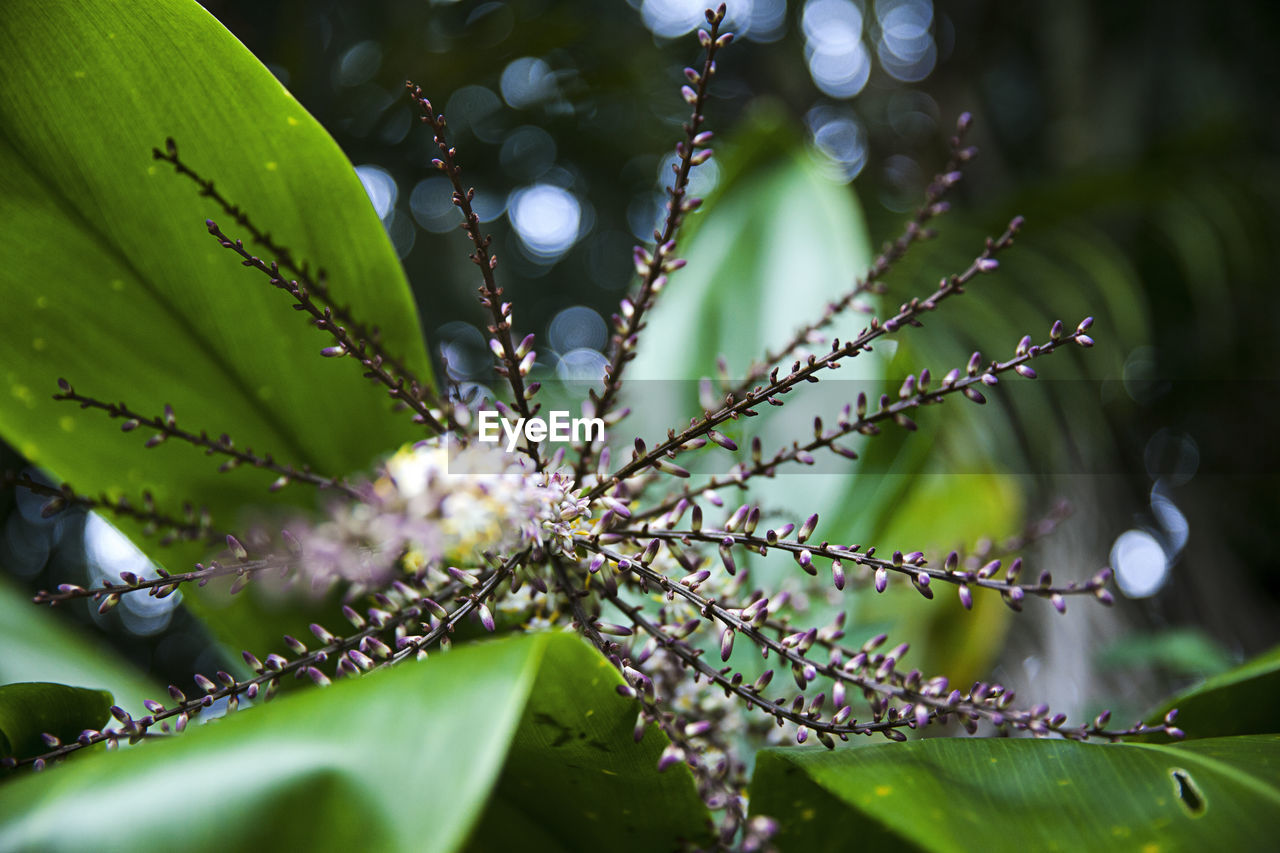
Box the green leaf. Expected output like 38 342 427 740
850 471 1020 690
749 735 1280 852
0 683 112 761
0 577 156 716
628 103 873 384
623 102 881 570
0 0 432 651
468 631 713 851
1097 629 1235 680
1143 644 1280 741
0 632 708 852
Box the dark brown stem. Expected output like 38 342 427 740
5 471 215 545
589 218 1025 499
730 113 977 395
406 84 543 469
52 382 364 501
152 139 433 402
204 222 452 434
574 9 733 485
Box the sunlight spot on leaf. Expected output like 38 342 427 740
59 416 75 433
875 785 892 797
287 116 299 126
265 161 278 171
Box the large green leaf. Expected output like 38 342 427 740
468 632 714 851
0 577 156 716
0 683 112 761
0 632 709 852
0 0 432 651
749 735 1280 852
1143 644 1280 741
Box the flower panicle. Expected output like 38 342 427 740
151 137 437 411
23 8 1174 848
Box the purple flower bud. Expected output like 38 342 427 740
658 743 684 772
798 513 818 543
719 542 736 575
875 567 888 593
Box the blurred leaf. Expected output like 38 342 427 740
750 735 1280 852
852 471 1020 689
622 104 882 571
0 683 112 761
628 104 873 383
1143 644 1280 741
467 631 713 851
1097 629 1235 679
0 577 156 716
0 0 432 653
0 632 707 852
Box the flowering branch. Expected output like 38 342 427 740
202 222 455 434
52 380 364 500
574 6 734 485
589 218 1026 499
405 84 544 469
731 112 978 394
151 138 433 401
4 470 215 545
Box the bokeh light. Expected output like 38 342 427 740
1110 528 1170 599
806 106 868 182
84 513 180 636
508 184 583 260
802 0 870 98
875 0 936 82
354 164 397 220
555 347 610 383
334 40 382 88
549 305 608 353
500 126 557 182
500 57 559 110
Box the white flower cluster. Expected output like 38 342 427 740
293 437 591 585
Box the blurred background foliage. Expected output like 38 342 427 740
3 0 1279 734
